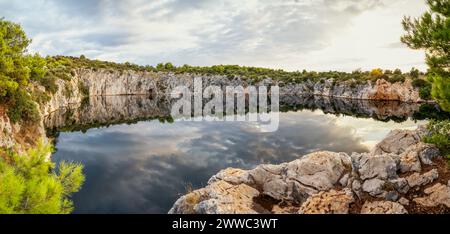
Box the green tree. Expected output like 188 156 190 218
0 19 32 97
0 19 47 122
410 67 420 79
164 62 175 70
6 89 40 123
423 120 450 159
429 73 450 110
0 142 85 214
156 63 164 71
27 54 47 81
370 68 383 77
401 0 449 111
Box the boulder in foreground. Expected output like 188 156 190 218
169 127 450 214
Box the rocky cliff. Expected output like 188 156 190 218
169 127 450 214
0 68 429 154
0 106 47 154
44 68 427 117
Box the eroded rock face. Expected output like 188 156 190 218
0 108 14 149
362 178 385 196
357 154 398 180
417 143 440 165
195 181 263 214
399 148 422 173
41 78 84 116
298 189 354 214
389 178 410 194
283 152 351 191
367 79 421 103
361 201 408 214
168 180 263 214
406 169 439 188
372 129 422 155
169 128 450 214
43 70 425 119
414 183 450 208
249 151 352 202
0 106 48 154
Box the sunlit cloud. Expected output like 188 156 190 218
0 0 427 71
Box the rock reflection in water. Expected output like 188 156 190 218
45 94 426 132
48 95 431 214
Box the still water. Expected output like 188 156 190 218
48 95 430 213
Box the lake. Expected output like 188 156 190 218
46 95 435 213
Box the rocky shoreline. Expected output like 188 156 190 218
169 127 450 214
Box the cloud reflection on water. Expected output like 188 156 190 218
53 109 425 213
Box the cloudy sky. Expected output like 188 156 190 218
1 0 428 71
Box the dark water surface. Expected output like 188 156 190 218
49 95 431 213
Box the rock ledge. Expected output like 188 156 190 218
169 127 450 214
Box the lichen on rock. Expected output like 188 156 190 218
298 189 354 214
414 183 450 208
361 201 408 214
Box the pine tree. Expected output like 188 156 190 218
0 142 85 214
401 0 449 111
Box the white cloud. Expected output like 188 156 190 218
0 0 428 71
